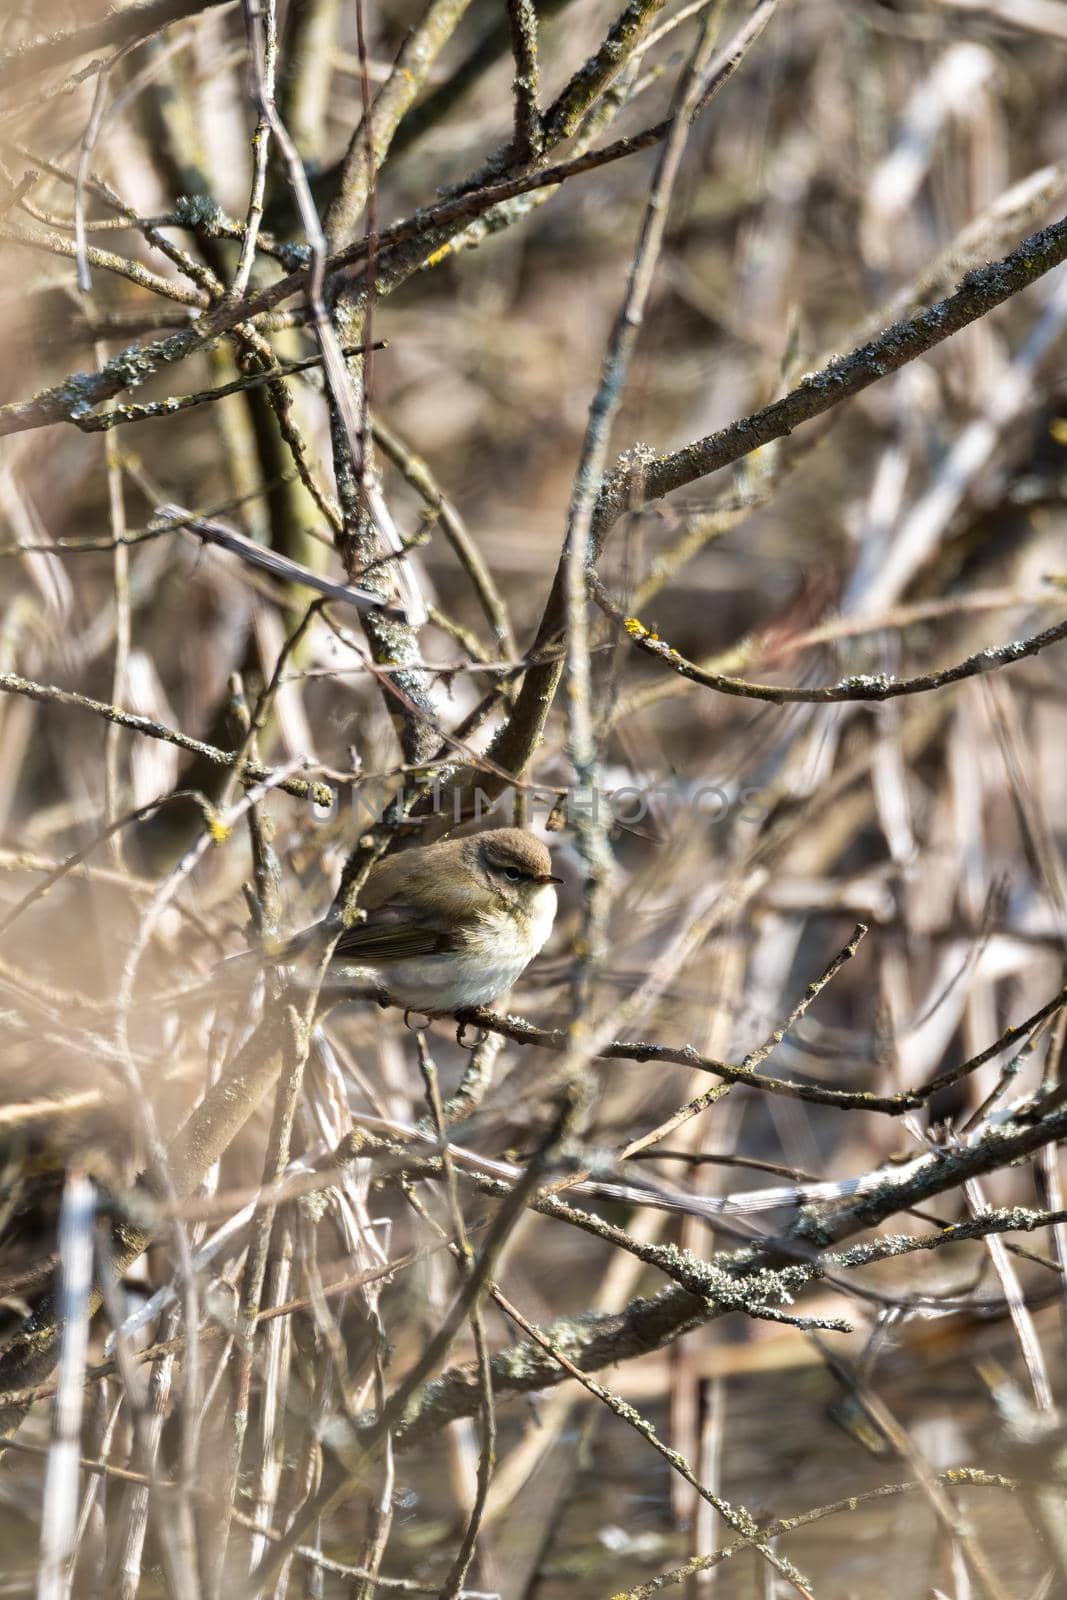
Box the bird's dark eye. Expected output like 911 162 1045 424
502 866 521 882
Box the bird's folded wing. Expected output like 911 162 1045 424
329 903 462 964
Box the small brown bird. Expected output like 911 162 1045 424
285 828 560 1014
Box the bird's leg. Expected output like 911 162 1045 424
403 1008 432 1032
454 1010 488 1049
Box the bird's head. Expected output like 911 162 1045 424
472 828 561 916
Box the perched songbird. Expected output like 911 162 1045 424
283 828 561 1015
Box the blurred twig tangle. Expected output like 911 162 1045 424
3 1 1067 1597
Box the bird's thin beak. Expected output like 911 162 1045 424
540 873 563 885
